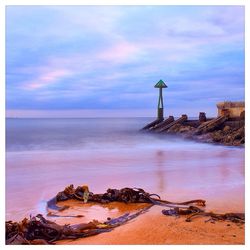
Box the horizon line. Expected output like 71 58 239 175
6 108 217 118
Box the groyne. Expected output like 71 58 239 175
142 112 245 146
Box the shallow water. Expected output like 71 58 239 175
6 118 244 221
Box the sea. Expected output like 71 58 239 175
6 118 245 221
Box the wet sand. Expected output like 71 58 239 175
6 145 244 221
53 201 244 245
6 127 244 244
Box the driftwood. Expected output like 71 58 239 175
6 185 245 245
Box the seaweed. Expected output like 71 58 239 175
47 185 206 210
6 185 244 245
6 205 152 245
162 207 245 224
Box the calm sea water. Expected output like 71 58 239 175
6 118 245 221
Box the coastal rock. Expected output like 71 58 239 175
182 125 245 146
191 132 215 144
223 134 233 144
232 127 244 141
232 140 241 146
179 126 195 133
240 110 245 119
223 125 231 133
166 124 195 134
212 126 244 145
211 130 224 142
143 116 244 146
166 124 181 133
220 126 244 145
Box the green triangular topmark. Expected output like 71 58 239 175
154 79 167 88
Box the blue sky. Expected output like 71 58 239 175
6 5 244 117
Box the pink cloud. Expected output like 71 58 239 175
23 69 72 90
98 41 140 63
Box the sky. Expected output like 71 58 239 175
6 5 245 117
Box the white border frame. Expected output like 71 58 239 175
1 1 248 249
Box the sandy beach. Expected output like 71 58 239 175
6 118 245 245
52 201 244 245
